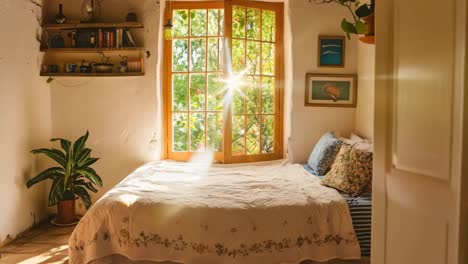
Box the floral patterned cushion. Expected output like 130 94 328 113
321 144 373 197
307 132 343 176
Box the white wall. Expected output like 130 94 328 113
287 1 358 163
0 0 52 245
46 0 161 211
355 12 375 140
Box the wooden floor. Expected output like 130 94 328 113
0 223 370 264
0 222 73 264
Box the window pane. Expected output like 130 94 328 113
262 76 274 114
262 10 275 42
262 42 275 75
233 79 245 114
173 113 188 152
232 39 245 73
246 115 260 155
232 115 245 155
246 77 260 114
246 8 260 40
208 38 221 71
219 9 225 36
261 115 274 154
246 41 260 75
173 10 188 37
207 113 223 152
190 9 207 36
190 38 206 72
173 39 188 72
233 6 246 38
208 9 222 36
172 74 188 111
190 74 206 111
190 113 206 151
207 73 223 111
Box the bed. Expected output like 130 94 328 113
302 165 372 257
69 160 361 264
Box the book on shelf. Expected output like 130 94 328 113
125 30 136 47
96 28 136 48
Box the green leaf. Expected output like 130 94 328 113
341 18 357 39
355 19 367 34
73 131 89 162
75 186 92 209
356 4 372 18
26 167 64 188
48 176 65 206
75 167 103 187
76 148 91 166
78 157 99 169
74 179 98 193
31 148 66 167
51 138 72 160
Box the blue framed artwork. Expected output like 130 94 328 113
318 36 345 67
305 73 357 107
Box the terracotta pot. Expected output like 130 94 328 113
57 199 76 224
359 13 376 44
362 13 375 36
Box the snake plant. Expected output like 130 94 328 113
26 131 102 209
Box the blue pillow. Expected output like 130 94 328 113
307 132 343 176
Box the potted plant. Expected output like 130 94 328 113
26 131 102 224
313 0 375 42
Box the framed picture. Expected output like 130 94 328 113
317 36 345 67
305 73 357 107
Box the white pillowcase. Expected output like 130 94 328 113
340 133 373 152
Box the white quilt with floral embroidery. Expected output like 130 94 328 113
69 159 360 264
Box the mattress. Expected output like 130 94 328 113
303 165 372 257
69 160 361 264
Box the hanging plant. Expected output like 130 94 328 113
313 0 375 39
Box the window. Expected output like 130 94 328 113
164 0 283 163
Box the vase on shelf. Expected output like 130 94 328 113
55 4 67 24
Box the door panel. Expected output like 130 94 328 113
392 0 455 180
374 0 465 263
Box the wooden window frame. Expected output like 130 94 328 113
163 0 284 163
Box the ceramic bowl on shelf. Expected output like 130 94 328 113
93 63 113 73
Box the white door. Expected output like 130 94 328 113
372 0 466 263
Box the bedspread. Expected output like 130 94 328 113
69 159 360 264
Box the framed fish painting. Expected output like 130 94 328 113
317 36 345 67
305 73 357 107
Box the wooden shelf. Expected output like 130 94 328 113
40 72 145 77
40 47 144 53
43 22 144 30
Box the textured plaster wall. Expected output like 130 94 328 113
0 0 52 245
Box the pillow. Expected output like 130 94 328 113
350 133 364 142
321 144 373 197
307 132 343 176
340 134 373 153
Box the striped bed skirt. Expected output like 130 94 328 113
303 165 372 257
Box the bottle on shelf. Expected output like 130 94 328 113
55 4 67 24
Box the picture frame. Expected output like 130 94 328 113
317 36 345 67
305 73 357 107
